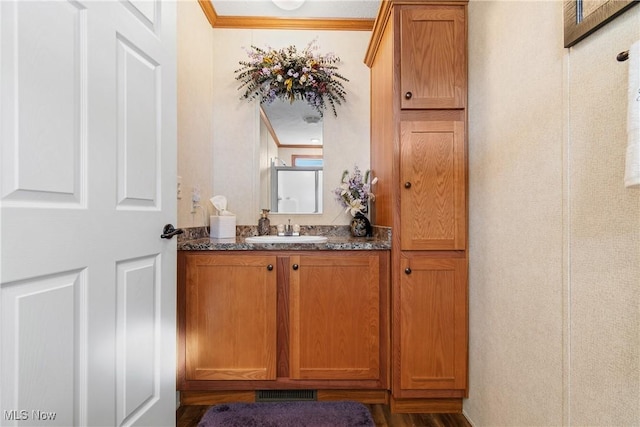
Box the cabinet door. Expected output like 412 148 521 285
289 254 381 380
400 120 466 250
400 5 466 109
184 254 277 381
396 255 467 393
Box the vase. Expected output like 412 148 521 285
350 212 372 237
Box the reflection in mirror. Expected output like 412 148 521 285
259 99 323 213
271 166 323 213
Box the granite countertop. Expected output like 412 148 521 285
178 225 391 251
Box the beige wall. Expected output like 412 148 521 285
177 0 214 227
466 1 639 425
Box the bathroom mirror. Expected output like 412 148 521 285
259 99 323 213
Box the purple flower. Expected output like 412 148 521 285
333 165 373 217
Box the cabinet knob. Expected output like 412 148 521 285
292 264 299 270
405 267 412 275
267 264 273 271
404 182 412 189
405 91 412 100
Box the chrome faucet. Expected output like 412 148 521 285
278 219 300 236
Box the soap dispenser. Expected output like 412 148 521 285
258 209 270 235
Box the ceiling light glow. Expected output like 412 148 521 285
271 0 306 11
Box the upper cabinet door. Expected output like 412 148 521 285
400 6 466 109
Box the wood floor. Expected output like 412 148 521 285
177 404 472 427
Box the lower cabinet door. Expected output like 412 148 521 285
184 253 277 381
396 254 467 393
289 253 382 381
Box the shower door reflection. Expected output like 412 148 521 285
271 166 323 214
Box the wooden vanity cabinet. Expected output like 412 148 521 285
177 251 389 403
365 0 468 412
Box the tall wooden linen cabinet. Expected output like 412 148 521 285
365 0 468 412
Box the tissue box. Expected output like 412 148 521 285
210 215 236 238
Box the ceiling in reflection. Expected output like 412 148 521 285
262 100 323 146
210 0 381 19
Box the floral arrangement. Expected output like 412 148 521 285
334 165 377 217
234 40 348 117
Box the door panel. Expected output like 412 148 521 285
1 270 85 426
1 0 86 207
0 1 177 425
400 120 466 250
121 0 158 32
116 256 162 426
116 35 160 208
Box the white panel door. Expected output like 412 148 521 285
0 1 177 426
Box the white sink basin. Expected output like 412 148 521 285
245 235 328 244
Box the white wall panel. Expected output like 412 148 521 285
116 256 160 426
0 0 86 207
